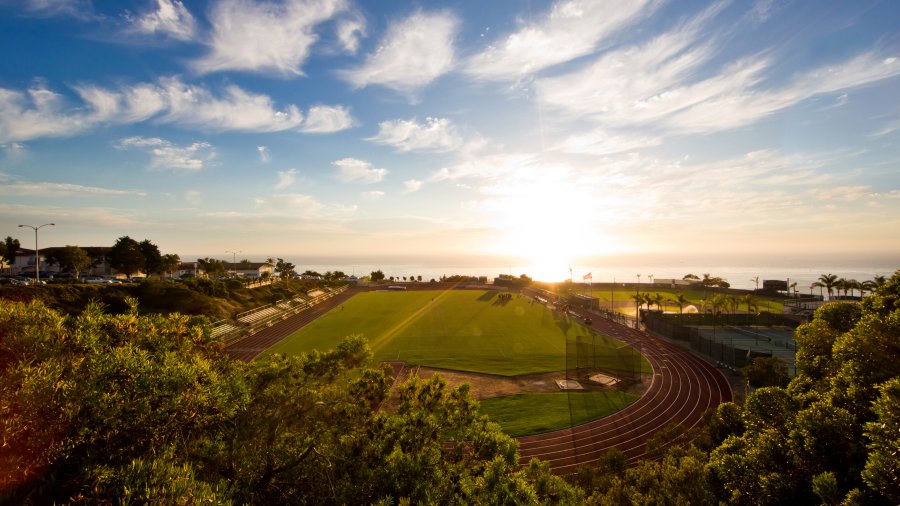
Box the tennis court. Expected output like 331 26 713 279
692 325 796 373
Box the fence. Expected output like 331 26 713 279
642 311 797 371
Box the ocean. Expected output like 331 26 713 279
287 255 897 293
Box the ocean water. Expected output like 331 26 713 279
289 256 897 293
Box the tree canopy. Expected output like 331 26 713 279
0 299 578 504
576 270 900 504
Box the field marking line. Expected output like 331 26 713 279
367 283 463 351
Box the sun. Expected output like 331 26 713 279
480 172 621 281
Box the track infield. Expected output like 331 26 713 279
262 289 649 377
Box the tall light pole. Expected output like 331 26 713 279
635 273 641 328
225 250 242 277
17 223 54 284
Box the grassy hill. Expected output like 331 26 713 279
0 278 324 320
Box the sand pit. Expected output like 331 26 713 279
555 379 584 390
589 373 620 386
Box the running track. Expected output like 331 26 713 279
224 287 732 473
517 310 732 473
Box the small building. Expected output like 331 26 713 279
226 262 273 279
653 278 694 287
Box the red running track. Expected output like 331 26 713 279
516 314 732 473
225 288 732 473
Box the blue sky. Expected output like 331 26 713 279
1 0 898 277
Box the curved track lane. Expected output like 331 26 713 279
516 315 732 473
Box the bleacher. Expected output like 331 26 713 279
211 285 350 346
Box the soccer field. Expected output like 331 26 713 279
264 289 643 376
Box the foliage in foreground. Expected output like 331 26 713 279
0 298 578 504
571 270 900 505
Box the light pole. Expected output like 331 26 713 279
17 223 54 284
635 273 641 329
225 250 242 277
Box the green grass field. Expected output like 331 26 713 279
264 289 648 377
479 391 639 437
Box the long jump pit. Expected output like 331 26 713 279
381 365 646 411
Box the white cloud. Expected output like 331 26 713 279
128 0 196 41
118 136 215 171
257 145 270 162
367 117 469 152
185 190 202 205
12 0 94 19
339 10 458 93
535 3 900 135
302 105 355 133
555 129 661 155
871 116 900 138
464 0 660 81
403 179 423 193
1 142 26 159
158 77 304 132
336 15 365 53
332 157 387 184
0 180 146 197
193 0 346 76
274 168 298 190
255 193 357 218
361 190 385 200
0 85 93 143
0 78 306 143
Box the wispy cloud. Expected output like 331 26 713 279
332 157 387 184
257 145 270 162
0 180 146 197
255 193 357 218
403 179 423 193
118 136 215 171
1 142 26 159
464 0 660 81
339 10 458 93
125 0 196 41
555 129 661 155
367 117 472 152
9 0 95 20
536 3 900 135
274 168 298 190
302 105 355 133
193 0 346 76
870 116 900 138
0 78 305 143
336 14 365 53
185 190 202 205
361 190 385 200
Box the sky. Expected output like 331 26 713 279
1 0 899 280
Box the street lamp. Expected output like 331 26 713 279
225 250 242 276
17 223 54 284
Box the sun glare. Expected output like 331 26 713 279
482 172 622 281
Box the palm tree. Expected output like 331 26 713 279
811 281 824 298
652 293 665 312
750 276 759 291
845 279 860 298
675 294 688 315
873 275 887 288
834 278 847 299
742 294 758 313
860 280 876 297
818 273 839 300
